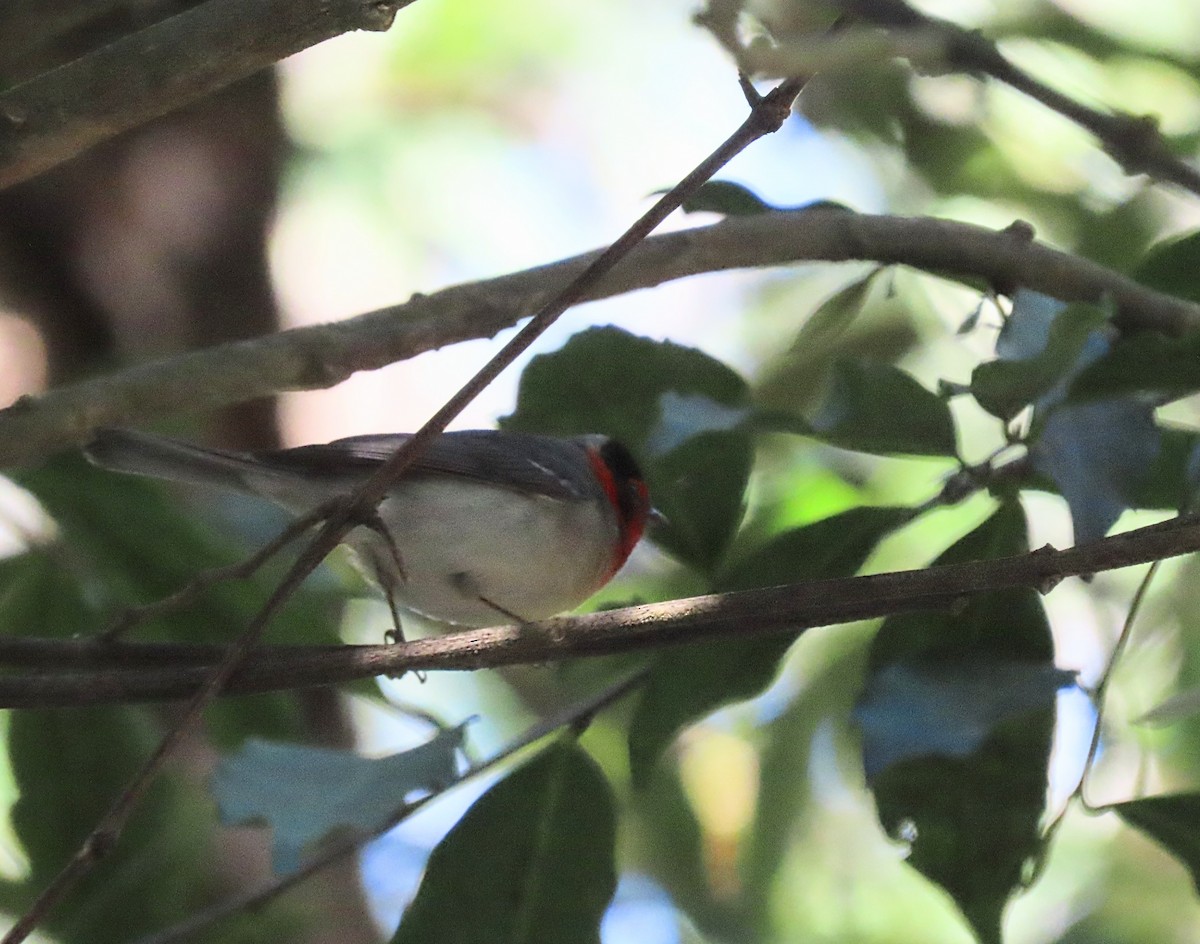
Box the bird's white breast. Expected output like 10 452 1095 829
350 479 619 626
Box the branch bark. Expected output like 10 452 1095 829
2 208 1195 468
2 511 1197 708
0 0 416 190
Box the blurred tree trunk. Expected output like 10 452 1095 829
0 6 380 941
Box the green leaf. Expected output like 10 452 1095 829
970 302 1109 421
718 505 912 593
1068 331 1200 403
0 553 217 943
868 503 1047 667
1133 427 1200 510
1134 229 1200 304
389 741 617 944
678 180 775 216
649 431 754 570
860 505 1055 944
789 271 882 353
808 359 958 456
214 726 465 874
503 326 754 571
1115 794 1200 893
627 506 911 786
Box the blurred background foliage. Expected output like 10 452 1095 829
3 0 1200 942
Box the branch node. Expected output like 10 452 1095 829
82 828 119 863
1001 219 1036 243
1102 112 1168 175
361 0 402 31
737 72 763 107
1037 574 1063 595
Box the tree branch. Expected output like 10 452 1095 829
2 511 1198 708
826 0 1200 197
2 208 1195 468
0 0 417 190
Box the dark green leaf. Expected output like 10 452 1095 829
970 302 1109 421
1134 229 1200 304
648 431 754 570
717 506 912 593
503 327 754 570
861 505 1054 944
1115 794 1200 893
503 324 749 455
868 503 1046 667
1133 427 1200 510
787 271 881 353
808 359 957 456
1030 399 1160 544
678 180 775 216
627 506 911 785
1068 331 1200 403
18 454 343 746
0 554 216 942
389 741 616 944
214 726 465 873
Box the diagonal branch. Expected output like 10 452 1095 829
825 0 1200 197
0 76 809 944
2 209 1196 468
0 0 419 190
2 511 1198 708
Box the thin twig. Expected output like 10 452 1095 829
0 76 808 944
125 667 650 944
5 512 1200 708
0 0 419 189
831 0 1200 197
1077 560 1163 813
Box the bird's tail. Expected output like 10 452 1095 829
84 428 262 494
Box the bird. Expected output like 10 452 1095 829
84 427 654 628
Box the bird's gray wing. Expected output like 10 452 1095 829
257 430 591 501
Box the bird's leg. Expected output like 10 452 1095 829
380 579 406 647
350 507 407 582
349 507 408 645
477 595 527 625
448 571 527 624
